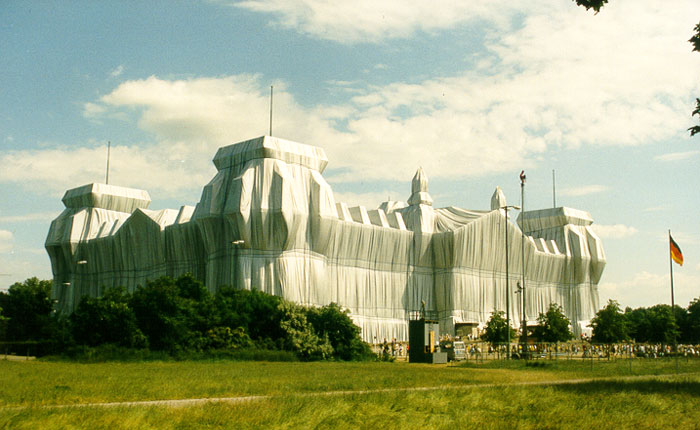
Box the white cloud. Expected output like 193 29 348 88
590 224 638 239
2 1 698 199
0 212 61 223
654 150 700 162
232 0 525 44
643 205 667 213
0 230 14 253
83 102 106 118
560 185 608 197
599 270 700 309
110 65 124 77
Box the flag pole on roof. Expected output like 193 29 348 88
552 169 556 208
106 141 111 185
269 85 273 136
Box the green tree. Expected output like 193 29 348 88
129 274 215 351
673 304 691 344
0 305 7 341
590 300 628 343
481 310 516 345
574 0 607 13
70 287 147 348
626 305 679 344
685 298 700 344
277 301 332 361
624 307 648 342
214 286 284 346
532 303 573 343
305 302 373 361
0 277 54 341
645 304 679 345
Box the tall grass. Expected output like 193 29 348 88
1 359 699 429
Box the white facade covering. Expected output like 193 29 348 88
47 136 605 342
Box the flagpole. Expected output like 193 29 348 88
669 230 675 309
669 229 679 371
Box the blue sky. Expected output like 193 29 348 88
1 0 699 310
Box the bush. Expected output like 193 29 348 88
204 326 252 350
0 277 55 341
532 303 573 343
129 274 215 352
590 300 628 343
214 287 284 346
277 301 332 361
305 303 374 361
481 310 516 345
71 287 148 349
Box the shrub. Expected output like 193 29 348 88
70 287 147 349
481 310 516 345
0 277 55 341
130 274 215 352
277 301 332 361
590 300 628 343
532 303 573 343
305 303 374 361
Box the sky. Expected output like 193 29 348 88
1 0 699 310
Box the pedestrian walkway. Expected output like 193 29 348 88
4 372 694 411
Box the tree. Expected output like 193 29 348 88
590 300 628 343
673 304 690 344
690 98 700 137
688 22 700 136
277 301 332 361
129 274 215 351
305 302 373 361
626 305 679 344
645 304 679 345
70 287 147 348
532 303 573 343
0 277 55 341
0 305 7 341
685 298 700 344
214 286 285 346
574 0 607 13
481 310 516 345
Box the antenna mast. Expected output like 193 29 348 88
269 85 273 136
106 141 111 185
552 169 556 208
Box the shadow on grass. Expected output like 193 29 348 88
552 379 700 396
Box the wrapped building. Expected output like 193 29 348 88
46 135 605 341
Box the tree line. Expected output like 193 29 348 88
480 298 700 346
0 276 374 361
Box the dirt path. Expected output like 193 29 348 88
4 372 692 411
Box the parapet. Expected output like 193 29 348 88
212 135 329 173
61 183 151 213
517 207 593 233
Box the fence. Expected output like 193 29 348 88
372 340 700 370
0 341 56 359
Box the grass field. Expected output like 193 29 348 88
2 358 699 429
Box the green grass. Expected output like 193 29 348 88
1 358 699 429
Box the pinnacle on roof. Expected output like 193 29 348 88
490 186 506 210
407 167 433 206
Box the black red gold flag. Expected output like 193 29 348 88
670 234 684 266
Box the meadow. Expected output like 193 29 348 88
1 358 699 429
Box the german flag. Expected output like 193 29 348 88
670 234 684 266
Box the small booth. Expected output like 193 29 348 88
408 314 448 364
